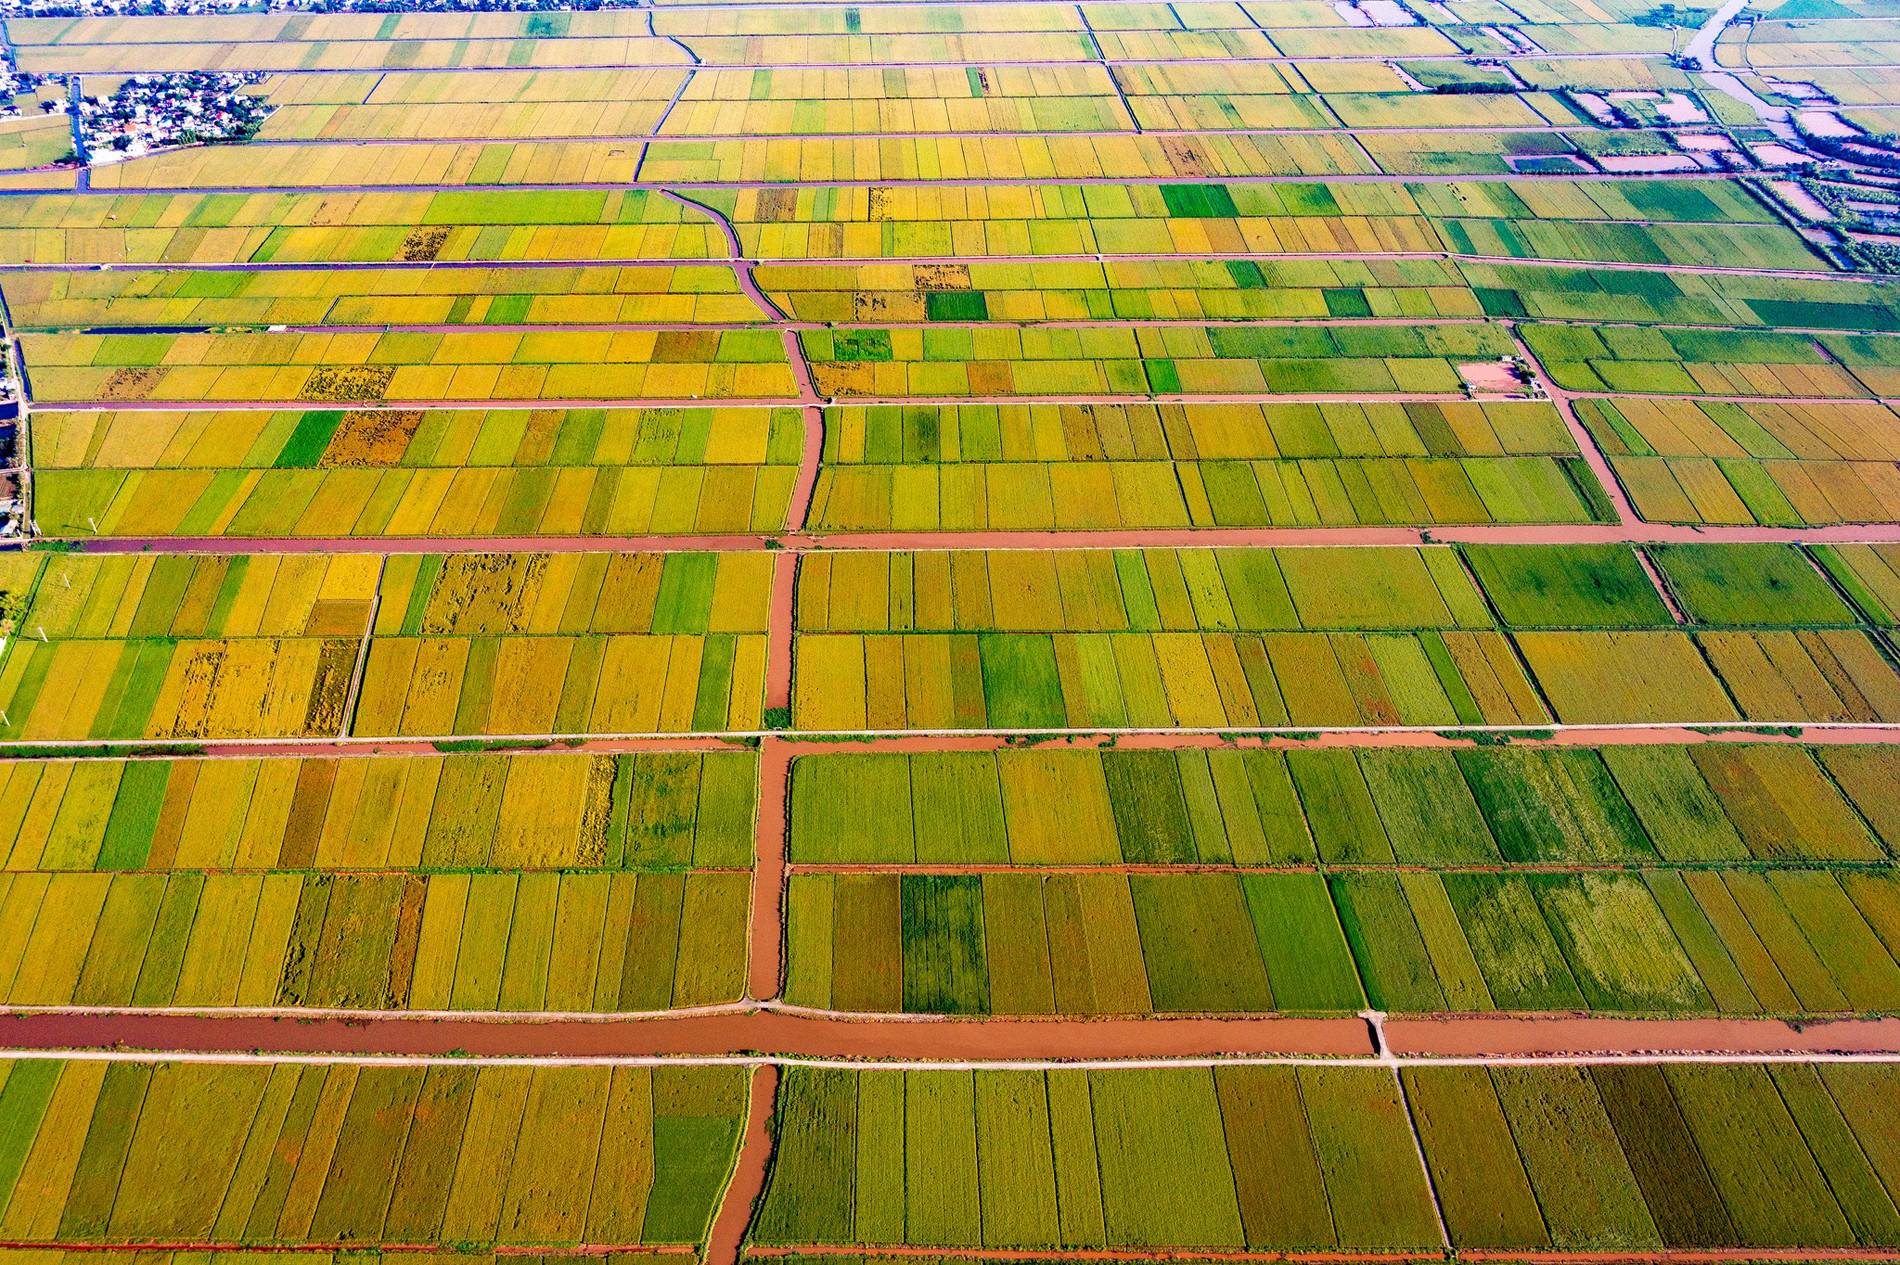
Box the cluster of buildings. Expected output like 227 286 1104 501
0 0 640 11
275 0 644 9
78 72 271 162
0 370 20 542
0 0 260 15
0 39 51 116
0 75 50 118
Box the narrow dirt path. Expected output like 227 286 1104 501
750 736 790 1004
59 172 1761 198
1633 546 1689 624
765 550 798 715
0 1008 1375 1060
786 405 825 532
7 1009 1900 1062
748 1246 1900 1263
1384 1014 1900 1057
66 515 1900 558
652 188 790 325
0 252 1856 281
8 720 1900 765
706 1062 778 1265
1508 324 1640 528
649 185 828 538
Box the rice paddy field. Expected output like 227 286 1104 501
0 550 773 739
2 0 1900 1257
0 1059 749 1244
790 544 1900 729
785 743 1900 1015
754 1063 1900 1251
31 406 805 537
809 400 1604 529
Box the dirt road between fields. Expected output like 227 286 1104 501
6 1007 1900 1063
0 1007 1373 1060
67 517 1900 556
7 721 1900 762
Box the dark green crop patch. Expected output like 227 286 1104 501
924 290 987 321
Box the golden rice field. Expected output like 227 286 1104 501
4 0 1900 1256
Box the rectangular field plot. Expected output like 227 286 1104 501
0 868 748 1010
0 634 358 742
1579 398 1900 526
355 630 766 736
783 863 1900 1017
789 546 1900 728
792 624 1553 729
3 264 768 329
256 68 689 142
3 544 1892 742
0 550 773 741
797 321 1510 398
762 257 1488 323
638 133 1382 184
1347 130 1607 179
0 1059 748 1246
1520 324 1887 399
655 5 1087 36
353 551 770 737
0 180 1794 270
1091 70 1348 135
807 401 1606 530
13 35 695 75
1517 627 1899 724
0 750 758 871
725 178 1793 262
661 66 1136 135
83 141 655 191
0 113 75 173
1819 543 1900 626
1820 332 1900 396
754 1065 1441 1251
1409 1062 1900 1250
786 744 1900 867
752 1064 1900 1251
1460 264 1900 329
32 407 804 539
14 10 664 44
0 189 727 268
1650 542 1863 626
790 545 1543 729
736 186 1445 260
19 328 797 406
1342 866 1900 1016
1118 62 1374 131
784 870 1366 1015
0 552 377 743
